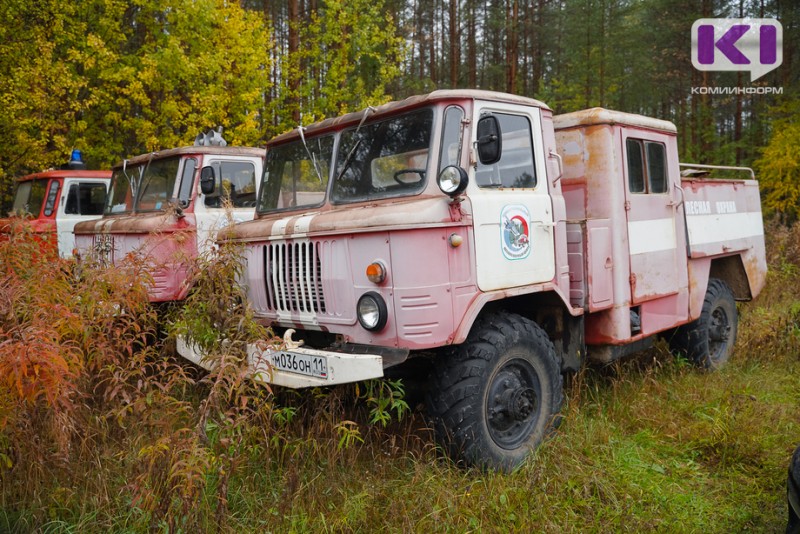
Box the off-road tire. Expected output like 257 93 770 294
426 312 563 471
788 445 800 534
669 278 738 370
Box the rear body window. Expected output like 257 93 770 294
626 138 668 194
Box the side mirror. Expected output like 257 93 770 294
437 166 469 197
476 115 502 165
200 166 216 195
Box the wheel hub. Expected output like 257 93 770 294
708 307 731 362
710 308 731 342
487 360 542 449
509 387 537 420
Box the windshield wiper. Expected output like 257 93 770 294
122 158 137 202
335 139 362 184
134 152 156 207
297 125 324 184
120 153 155 208
334 106 376 184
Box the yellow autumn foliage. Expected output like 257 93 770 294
0 0 406 208
755 98 800 222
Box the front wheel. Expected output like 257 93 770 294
669 278 738 370
426 313 563 471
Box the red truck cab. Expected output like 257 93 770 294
1 152 111 258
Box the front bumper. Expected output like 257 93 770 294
176 331 384 389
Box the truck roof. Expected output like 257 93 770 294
114 145 266 169
268 89 552 146
16 169 112 182
553 107 677 134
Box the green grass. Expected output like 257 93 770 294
2 223 799 533
223 350 796 533
25 306 794 533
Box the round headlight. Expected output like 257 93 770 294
357 292 388 331
437 165 469 197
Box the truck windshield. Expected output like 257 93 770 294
257 108 435 214
331 108 433 203
106 157 181 214
258 135 334 213
11 179 48 217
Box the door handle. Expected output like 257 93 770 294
549 149 563 184
668 183 685 208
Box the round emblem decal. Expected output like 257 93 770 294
501 205 531 260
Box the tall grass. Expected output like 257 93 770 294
0 219 798 532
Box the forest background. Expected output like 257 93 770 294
0 0 798 217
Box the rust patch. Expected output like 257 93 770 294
74 211 190 235
742 248 767 299
582 125 617 220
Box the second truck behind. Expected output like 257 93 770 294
74 133 264 302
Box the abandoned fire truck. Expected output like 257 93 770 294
178 90 766 469
73 132 264 302
1 150 111 258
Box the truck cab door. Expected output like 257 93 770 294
469 102 555 292
58 179 107 258
195 157 260 254
622 131 689 324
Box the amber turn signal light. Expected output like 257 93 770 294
366 261 386 284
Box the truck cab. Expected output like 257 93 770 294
2 155 111 258
179 90 766 470
74 139 265 302
217 90 571 352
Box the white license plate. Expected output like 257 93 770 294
270 351 328 379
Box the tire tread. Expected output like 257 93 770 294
669 278 737 369
427 312 564 470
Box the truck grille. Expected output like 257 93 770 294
264 241 326 314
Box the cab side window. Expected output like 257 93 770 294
43 180 60 216
439 106 464 172
475 113 537 189
205 161 257 208
626 138 667 194
177 158 197 206
65 183 108 215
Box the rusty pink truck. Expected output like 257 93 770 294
73 133 264 302
179 90 766 469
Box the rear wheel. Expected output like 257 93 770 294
788 445 800 534
426 312 563 471
669 278 738 370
